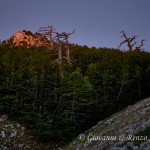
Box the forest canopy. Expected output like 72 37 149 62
0 44 150 145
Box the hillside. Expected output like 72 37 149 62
63 97 150 150
0 45 150 149
1 97 150 149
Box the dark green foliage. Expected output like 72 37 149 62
0 44 150 145
133 127 150 146
135 127 150 138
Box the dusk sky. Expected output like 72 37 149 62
0 0 150 51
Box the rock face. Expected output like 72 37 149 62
3 30 49 47
63 97 150 150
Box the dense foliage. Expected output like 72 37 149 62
0 44 150 145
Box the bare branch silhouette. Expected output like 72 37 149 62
118 31 145 51
135 39 146 51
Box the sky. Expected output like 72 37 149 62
0 0 150 51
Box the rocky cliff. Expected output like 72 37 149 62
3 30 49 47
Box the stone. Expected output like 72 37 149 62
3 146 8 150
0 115 7 122
145 140 150 147
145 103 150 107
110 147 127 150
0 118 4 122
127 142 134 149
123 145 128 150
135 126 143 133
1 131 6 138
21 127 25 130
16 123 21 128
141 123 146 129
133 146 140 150
10 131 17 137
140 142 146 149
76 144 83 150
145 119 150 127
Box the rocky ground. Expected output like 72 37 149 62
0 115 58 150
62 97 150 150
0 114 40 150
1 97 150 150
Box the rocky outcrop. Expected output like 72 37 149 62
3 30 49 47
62 97 150 150
0 114 38 149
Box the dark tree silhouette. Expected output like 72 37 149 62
118 31 145 51
135 39 145 51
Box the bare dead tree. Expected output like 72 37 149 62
59 29 76 64
38 25 55 47
38 25 75 79
118 31 135 51
55 32 62 62
51 29 75 79
118 31 145 51
135 39 146 51
52 29 75 63
55 32 64 79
